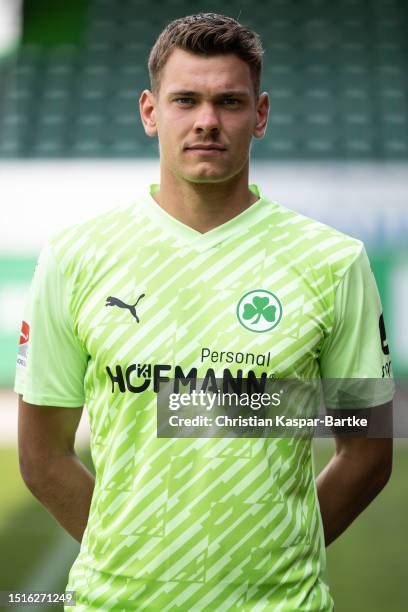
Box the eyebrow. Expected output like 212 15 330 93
168 90 250 98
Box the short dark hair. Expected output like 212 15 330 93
148 13 264 98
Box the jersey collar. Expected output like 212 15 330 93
139 183 272 251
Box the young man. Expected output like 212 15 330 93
15 13 393 612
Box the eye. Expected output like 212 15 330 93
222 98 240 106
175 97 194 105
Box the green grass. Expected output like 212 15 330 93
0 446 93 596
313 440 407 612
0 447 60 591
0 443 405 611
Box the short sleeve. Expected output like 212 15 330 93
14 242 88 407
319 247 395 409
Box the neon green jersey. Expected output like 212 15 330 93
15 184 393 611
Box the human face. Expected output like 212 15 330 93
140 48 269 184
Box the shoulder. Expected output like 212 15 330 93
47 202 138 276
265 197 365 278
49 202 136 252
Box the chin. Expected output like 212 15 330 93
188 175 229 184
180 167 235 184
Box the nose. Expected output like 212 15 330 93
193 102 220 135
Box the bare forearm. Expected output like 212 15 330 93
23 453 95 543
316 451 390 546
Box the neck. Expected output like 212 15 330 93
152 164 259 234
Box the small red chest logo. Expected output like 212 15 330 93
19 321 30 345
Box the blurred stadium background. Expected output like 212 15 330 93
0 0 407 610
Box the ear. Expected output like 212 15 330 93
139 89 158 137
253 92 269 139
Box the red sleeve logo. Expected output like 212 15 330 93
19 320 30 345
17 321 30 368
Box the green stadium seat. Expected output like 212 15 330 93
1 0 405 160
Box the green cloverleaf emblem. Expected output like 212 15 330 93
242 296 276 324
236 289 282 333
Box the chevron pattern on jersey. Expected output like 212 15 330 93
55 184 363 611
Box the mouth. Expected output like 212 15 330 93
185 145 227 156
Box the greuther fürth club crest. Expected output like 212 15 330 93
236 289 282 333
